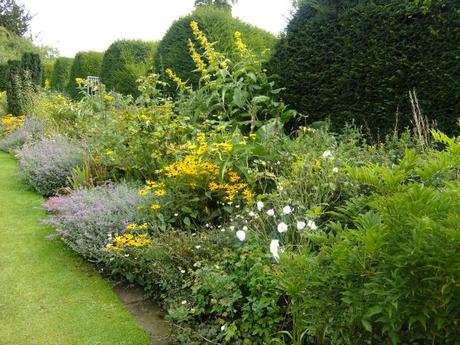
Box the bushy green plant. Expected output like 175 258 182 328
20 52 42 86
16 135 84 196
6 59 23 114
41 59 54 88
156 6 276 88
50 57 73 92
272 0 460 135
66 51 103 99
0 64 8 91
279 132 460 344
101 40 158 97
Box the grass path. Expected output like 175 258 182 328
0 152 151 345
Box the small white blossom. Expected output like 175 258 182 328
307 220 318 230
248 211 256 217
270 239 280 263
195 245 201 249
174 213 179 217
243 226 248 231
181 300 187 305
220 228 226 232
230 226 235 231
267 209 275 217
283 205 293 214
322 150 333 158
297 221 306 231
257 201 264 211
277 222 288 233
332 167 339 173
124 254 129 257
236 230 246 241
221 325 226 332
180 269 186 274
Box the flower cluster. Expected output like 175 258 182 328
165 68 189 90
188 39 207 77
0 114 25 135
190 20 227 69
105 233 152 251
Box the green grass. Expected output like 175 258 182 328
0 152 151 345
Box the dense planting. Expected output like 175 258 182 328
66 51 103 99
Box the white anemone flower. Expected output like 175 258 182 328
307 220 318 230
236 230 246 241
322 150 333 158
257 201 264 211
296 221 306 231
283 205 293 214
270 239 280 263
277 222 288 233
267 209 275 217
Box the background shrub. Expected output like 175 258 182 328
6 59 23 115
20 52 42 86
66 51 103 99
0 64 8 91
155 6 277 87
101 40 158 97
44 183 144 262
41 59 54 88
0 116 45 152
16 135 83 196
50 57 73 92
271 0 460 136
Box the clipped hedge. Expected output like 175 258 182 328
0 64 8 91
272 0 460 135
155 6 277 87
51 57 73 92
101 40 158 97
20 52 42 86
66 51 103 99
6 60 23 115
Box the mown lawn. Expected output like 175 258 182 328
0 152 151 345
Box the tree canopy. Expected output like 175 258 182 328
0 0 32 36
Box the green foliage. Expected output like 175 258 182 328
41 59 54 88
20 52 42 86
50 57 72 92
101 40 158 97
279 136 460 344
6 59 22 114
155 6 277 87
0 63 8 91
66 51 103 99
0 0 31 36
272 0 460 135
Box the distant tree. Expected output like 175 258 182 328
194 0 238 10
0 0 32 36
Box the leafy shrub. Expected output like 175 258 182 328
50 57 73 92
155 6 276 88
101 40 158 97
279 132 460 344
43 183 145 262
20 52 42 86
6 59 23 115
66 51 103 99
0 64 8 91
271 0 460 135
0 116 45 152
16 136 83 196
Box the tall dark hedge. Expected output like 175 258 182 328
67 51 103 99
272 0 460 136
6 59 23 115
0 64 8 91
51 57 73 92
20 52 42 86
101 40 158 97
155 6 277 87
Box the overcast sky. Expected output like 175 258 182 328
17 0 294 57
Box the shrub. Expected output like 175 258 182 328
279 133 460 344
0 116 45 152
16 136 83 196
43 183 145 262
101 40 158 97
41 59 54 88
155 6 276 88
50 57 73 92
6 59 23 115
66 51 103 99
0 64 8 91
20 52 42 86
271 0 460 135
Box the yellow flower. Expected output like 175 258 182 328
151 204 161 211
75 77 85 85
165 68 189 90
138 189 149 196
154 189 167 196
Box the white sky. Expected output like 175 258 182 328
17 0 293 57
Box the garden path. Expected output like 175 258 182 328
0 152 151 345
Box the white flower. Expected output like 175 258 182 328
277 222 288 233
221 325 226 332
230 226 235 231
257 201 264 211
332 167 339 173
270 239 280 263
174 213 179 217
267 209 275 217
220 228 226 232
242 226 248 231
296 221 306 231
195 245 201 249
322 150 333 158
181 300 187 305
307 220 318 230
283 205 293 214
236 230 246 241
235 204 240 208
248 211 256 217
180 269 186 274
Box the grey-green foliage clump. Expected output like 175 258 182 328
51 57 73 92
101 40 158 97
67 51 103 99
155 6 277 88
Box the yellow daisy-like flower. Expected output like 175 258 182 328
154 189 167 197
151 204 161 211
